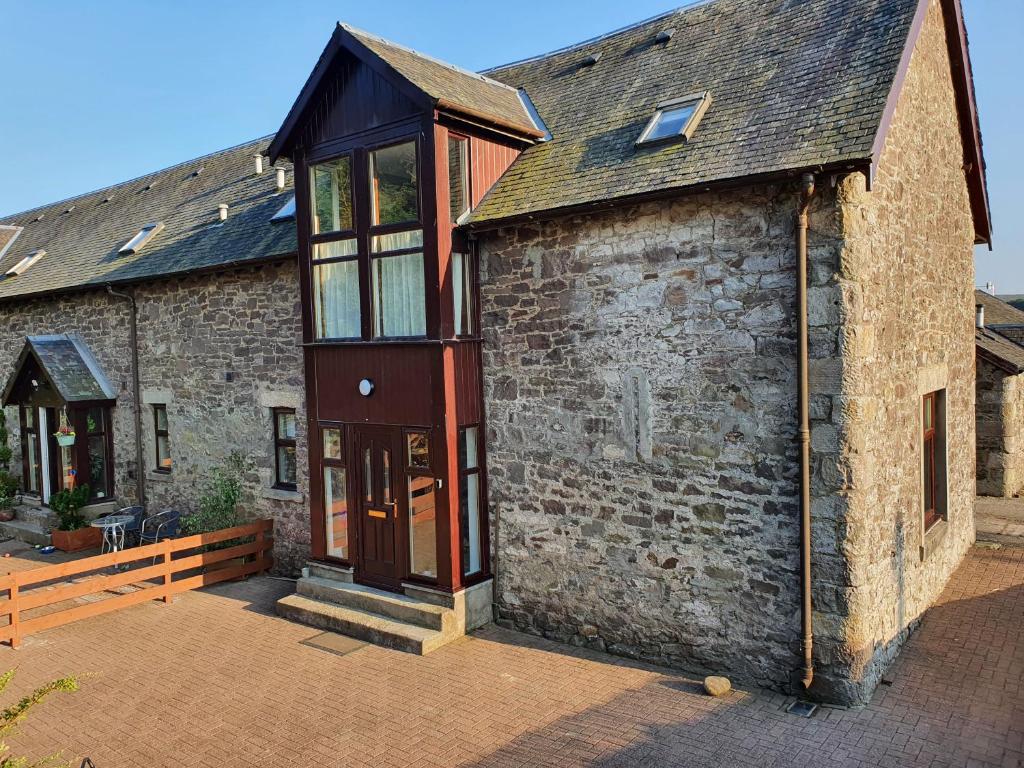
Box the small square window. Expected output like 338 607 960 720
636 92 711 146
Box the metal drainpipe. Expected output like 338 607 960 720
796 173 816 690
106 285 145 508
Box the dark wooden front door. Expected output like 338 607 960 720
353 425 403 590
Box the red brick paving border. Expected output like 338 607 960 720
1 544 1021 767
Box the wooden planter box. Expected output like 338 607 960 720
51 526 102 553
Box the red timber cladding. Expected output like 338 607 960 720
313 345 440 428
470 139 521 208
299 53 420 150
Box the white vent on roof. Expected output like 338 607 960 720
119 222 165 255
275 166 287 191
6 249 45 277
271 195 296 222
255 155 265 175
218 204 229 222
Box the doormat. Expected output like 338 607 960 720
300 632 368 657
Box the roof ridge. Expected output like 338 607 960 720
480 0 718 74
0 133 277 223
339 22 520 93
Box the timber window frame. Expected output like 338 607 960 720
153 404 171 473
404 428 438 582
273 408 298 491
306 136 428 342
458 425 485 578
921 390 947 531
321 423 350 562
19 406 42 497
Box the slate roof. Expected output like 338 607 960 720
469 0 920 224
0 138 296 302
1 335 116 405
976 290 1024 327
342 25 539 137
976 327 1024 375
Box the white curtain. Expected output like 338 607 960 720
372 252 426 337
314 260 360 339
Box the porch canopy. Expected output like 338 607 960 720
1 334 116 409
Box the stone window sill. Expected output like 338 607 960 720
261 486 304 504
148 470 172 484
920 517 949 562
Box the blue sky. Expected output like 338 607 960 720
0 1 1019 289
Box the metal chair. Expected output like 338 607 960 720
139 509 180 546
115 505 146 547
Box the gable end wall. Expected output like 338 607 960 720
817 0 978 704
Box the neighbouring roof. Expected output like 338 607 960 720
976 328 1024 376
1 335 116 406
975 291 1024 374
0 138 296 302
977 290 1024 326
468 0 987 232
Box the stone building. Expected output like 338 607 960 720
975 290 1024 498
0 0 989 705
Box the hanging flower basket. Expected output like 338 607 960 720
54 410 75 446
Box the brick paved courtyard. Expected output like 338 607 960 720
1 542 1021 768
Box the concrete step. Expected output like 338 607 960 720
306 561 354 582
296 576 455 632
0 518 51 547
14 504 57 529
276 594 453 655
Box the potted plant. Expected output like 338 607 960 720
49 484 100 552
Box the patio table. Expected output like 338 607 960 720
91 514 135 563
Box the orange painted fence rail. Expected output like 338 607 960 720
0 519 273 649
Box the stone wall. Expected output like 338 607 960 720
815 0 978 704
479 182 844 691
0 261 309 574
976 356 1024 497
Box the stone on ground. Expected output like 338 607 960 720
703 676 731 697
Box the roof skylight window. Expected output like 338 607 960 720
6 249 45 277
636 92 711 146
119 222 165 255
271 195 296 222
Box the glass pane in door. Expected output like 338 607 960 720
59 444 75 491
324 466 349 560
25 435 39 493
408 475 437 578
88 436 108 498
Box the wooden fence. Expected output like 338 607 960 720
0 519 273 648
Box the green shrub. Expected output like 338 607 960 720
0 471 19 501
49 485 91 532
181 452 251 541
0 668 78 767
0 410 12 472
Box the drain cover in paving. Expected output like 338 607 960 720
301 632 367 657
786 700 818 718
